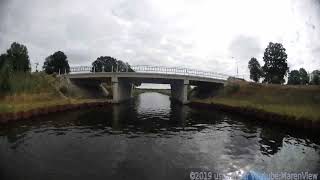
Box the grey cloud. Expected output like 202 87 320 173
228 35 262 61
0 0 320 76
112 0 156 22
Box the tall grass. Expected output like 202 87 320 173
4 72 58 95
195 81 320 121
0 72 109 113
0 72 62 112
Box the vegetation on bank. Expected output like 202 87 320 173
193 81 320 121
0 72 107 113
0 42 134 115
230 42 320 123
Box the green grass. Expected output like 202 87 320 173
193 81 320 121
1 72 59 95
0 73 107 113
0 94 106 113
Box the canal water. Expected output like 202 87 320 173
0 92 319 180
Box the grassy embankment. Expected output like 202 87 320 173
192 81 320 122
0 72 107 114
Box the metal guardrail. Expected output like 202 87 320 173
69 65 230 80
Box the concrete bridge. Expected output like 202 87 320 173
66 65 230 104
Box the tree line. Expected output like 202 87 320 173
248 42 320 85
1 41 319 93
0 42 134 93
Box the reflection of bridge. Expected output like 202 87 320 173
66 65 230 104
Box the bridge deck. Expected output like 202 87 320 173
67 72 227 84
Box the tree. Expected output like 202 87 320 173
92 56 140 86
287 70 300 85
262 42 289 84
313 75 320 85
0 54 12 93
92 56 134 72
6 42 30 72
43 51 70 74
310 70 320 85
0 64 12 93
0 53 7 70
248 57 262 82
299 68 309 85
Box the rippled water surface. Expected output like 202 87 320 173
0 93 319 180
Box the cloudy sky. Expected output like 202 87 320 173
0 0 319 79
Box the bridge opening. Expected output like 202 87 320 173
134 83 171 97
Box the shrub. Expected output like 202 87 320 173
224 83 240 95
59 86 68 95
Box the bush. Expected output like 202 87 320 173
224 83 240 95
59 86 68 95
1 72 58 95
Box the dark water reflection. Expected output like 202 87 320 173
0 93 319 180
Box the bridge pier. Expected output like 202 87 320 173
171 79 189 104
112 77 133 103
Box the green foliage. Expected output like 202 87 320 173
6 72 57 95
262 42 289 84
0 54 7 69
0 71 58 96
311 70 320 85
287 70 300 85
248 57 262 82
59 85 68 94
299 68 309 85
43 51 70 74
92 56 134 72
224 82 240 95
6 42 31 72
92 56 140 86
206 81 320 121
312 75 320 85
0 42 32 94
0 60 12 93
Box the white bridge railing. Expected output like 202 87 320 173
69 65 230 80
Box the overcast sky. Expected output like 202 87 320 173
0 0 319 79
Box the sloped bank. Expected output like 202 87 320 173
0 73 114 124
189 101 320 130
0 100 112 124
189 81 320 130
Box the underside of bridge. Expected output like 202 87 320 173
68 74 225 104
112 77 190 104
